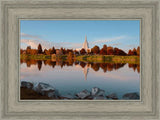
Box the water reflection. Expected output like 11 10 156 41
21 59 140 80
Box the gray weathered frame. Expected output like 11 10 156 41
0 0 159 119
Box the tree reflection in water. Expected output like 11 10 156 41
21 59 140 73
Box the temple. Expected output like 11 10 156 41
82 35 89 51
76 35 90 51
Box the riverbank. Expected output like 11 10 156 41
76 55 140 64
20 54 139 64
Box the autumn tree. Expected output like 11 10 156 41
118 49 127 56
128 49 133 55
107 46 114 55
66 49 73 54
37 44 42 54
68 51 73 60
114 48 126 56
60 47 64 54
44 49 50 55
100 48 106 55
91 45 100 54
132 48 137 55
30 49 38 55
74 50 79 55
51 46 56 54
87 49 91 54
20 49 24 54
102 44 107 54
80 48 86 55
48 48 52 54
26 46 31 54
63 48 66 54
113 48 119 55
137 46 140 56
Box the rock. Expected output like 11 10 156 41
76 89 91 99
122 92 140 100
35 82 58 98
91 87 105 97
21 81 33 89
106 93 118 100
92 87 100 96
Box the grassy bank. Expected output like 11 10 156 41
20 54 140 64
76 55 140 64
21 54 51 60
21 54 68 60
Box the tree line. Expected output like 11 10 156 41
20 43 140 56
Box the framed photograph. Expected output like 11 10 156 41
20 20 140 101
0 0 159 119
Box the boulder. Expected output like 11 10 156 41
21 81 33 89
35 82 58 98
122 92 140 100
76 89 91 99
91 87 105 97
106 93 118 100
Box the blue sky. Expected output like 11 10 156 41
20 20 140 52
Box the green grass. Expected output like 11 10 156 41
20 54 51 60
21 54 140 64
76 55 140 64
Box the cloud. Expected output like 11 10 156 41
108 43 122 46
21 33 84 49
21 39 39 48
21 38 83 50
126 44 138 48
21 33 42 40
89 36 126 45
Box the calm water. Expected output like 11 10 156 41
20 59 140 99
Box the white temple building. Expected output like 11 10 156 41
82 36 89 51
76 35 90 52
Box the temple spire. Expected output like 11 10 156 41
85 35 87 42
82 35 89 51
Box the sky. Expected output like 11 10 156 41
20 20 140 52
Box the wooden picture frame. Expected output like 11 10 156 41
0 0 159 119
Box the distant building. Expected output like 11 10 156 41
76 35 90 52
82 35 89 51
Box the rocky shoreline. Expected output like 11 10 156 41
21 81 140 100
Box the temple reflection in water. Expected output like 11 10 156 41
20 59 140 80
